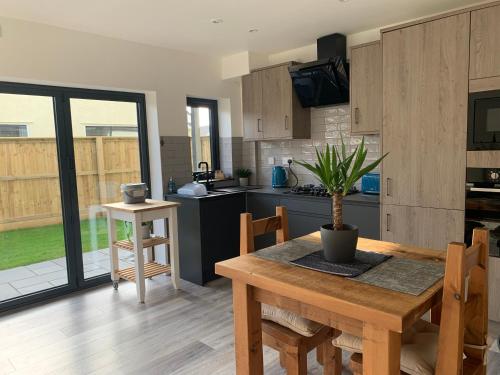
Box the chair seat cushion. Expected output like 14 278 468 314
332 320 440 375
261 304 323 337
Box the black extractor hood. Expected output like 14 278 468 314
289 33 349 108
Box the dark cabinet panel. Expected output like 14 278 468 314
343 203 380 240
246 193 280 250
288 212 329 239
169 193 246 285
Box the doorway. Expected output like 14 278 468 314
0 82 149 311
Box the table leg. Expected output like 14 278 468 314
106 212 119 289
169 207 180 289
362 323 401 375
132 218 145 303
232 281 263 375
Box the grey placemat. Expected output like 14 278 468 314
290 250 391 277
251 237 445 296
352 257 445 296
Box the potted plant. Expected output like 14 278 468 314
296 138 387 263
236 168 252 187
124 221 153 241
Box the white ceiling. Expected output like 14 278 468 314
0 0 482 57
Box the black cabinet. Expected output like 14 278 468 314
246 192 380 250
168 193 246 285
246 193 280 249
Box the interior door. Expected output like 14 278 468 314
382 13 469 210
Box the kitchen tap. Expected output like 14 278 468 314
198 161 210 190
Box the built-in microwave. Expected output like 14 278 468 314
468 90 500 150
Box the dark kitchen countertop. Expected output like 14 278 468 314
246 186 380 204
166 186 379 205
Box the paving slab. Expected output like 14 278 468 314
0 283 21 300
16 282 54 295
0 267 36 284
10 270 68 289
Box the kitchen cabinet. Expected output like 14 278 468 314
381 13 469 211
381 204 464 250
242 71 263 140
470 4 500 80
242 63 310 141
247 192 380 250
168 193 246 285
350 41 382 134
489 257 500 322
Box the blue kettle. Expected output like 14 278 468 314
272 166 288 188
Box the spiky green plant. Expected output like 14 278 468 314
296 137 387 230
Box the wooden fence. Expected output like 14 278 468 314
0 137 140 231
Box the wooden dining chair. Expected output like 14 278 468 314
240 206 343 375
333 227 490 375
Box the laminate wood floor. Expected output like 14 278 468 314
0 276 499 375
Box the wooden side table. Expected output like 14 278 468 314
102 199 181 303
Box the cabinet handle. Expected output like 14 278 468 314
386 213 391 232
386 178 392 197
354 107 360 125
284 115 289 130
257 118 262 132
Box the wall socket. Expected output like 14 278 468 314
282 157 292 165
268 157 275 165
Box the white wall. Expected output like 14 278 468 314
0 16 243 203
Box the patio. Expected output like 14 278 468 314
0 248 136 301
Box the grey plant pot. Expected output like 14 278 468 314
320 224 359 263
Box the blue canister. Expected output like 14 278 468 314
361 173 380 194
272 166 288 188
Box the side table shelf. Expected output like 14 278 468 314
113 236 170 251
117 262 171 283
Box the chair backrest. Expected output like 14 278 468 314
435 227 489 374
240 206 289 255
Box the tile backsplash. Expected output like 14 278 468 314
251 105 380 187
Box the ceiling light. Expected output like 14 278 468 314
210 18 224 24
248 29 259 33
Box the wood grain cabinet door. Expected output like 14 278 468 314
470 5 500 79
242 72 263 141
381 14 469 210
350 41 382 134
262 65 290 139
381 204 464 250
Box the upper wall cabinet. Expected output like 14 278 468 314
350 41 382 134
381 13 469 211
242 63 310 141
470 4 500 80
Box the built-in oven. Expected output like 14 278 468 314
468 90 500 150
465 168 500 257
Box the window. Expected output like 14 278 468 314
0 124 28 137
186 97 219 172
85 125 138 136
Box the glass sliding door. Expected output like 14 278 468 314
68 98 144 280
0 82 149 311
0 92 69 304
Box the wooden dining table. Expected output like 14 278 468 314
215 232 446 375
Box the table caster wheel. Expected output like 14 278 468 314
113 281 119 290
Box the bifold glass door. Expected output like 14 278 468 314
0 93 69 303
0 83 149 311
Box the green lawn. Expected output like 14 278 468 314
0 218 127 270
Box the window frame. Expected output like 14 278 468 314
186 97 220 171
0 123 28 137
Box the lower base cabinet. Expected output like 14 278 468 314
247 192 380 250
489 257 500 322
381 204 464 250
